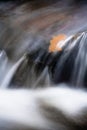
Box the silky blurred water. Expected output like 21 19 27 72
0 0 87 88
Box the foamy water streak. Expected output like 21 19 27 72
65 33 84 51
0 51 8 83
55 35 82 79
1 56 25 88
71 32 87 86
33 67 50 88
56 35 74 49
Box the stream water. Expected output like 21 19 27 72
0 0 87 89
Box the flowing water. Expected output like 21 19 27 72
0 50 8 84
1 55 25 88
1 1 87 130
0 0 87 89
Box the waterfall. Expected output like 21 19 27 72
48 32 87 87
1 56 25 88
71 32 87 86
0 50 8 83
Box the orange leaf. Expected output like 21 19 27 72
49 34 67 52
